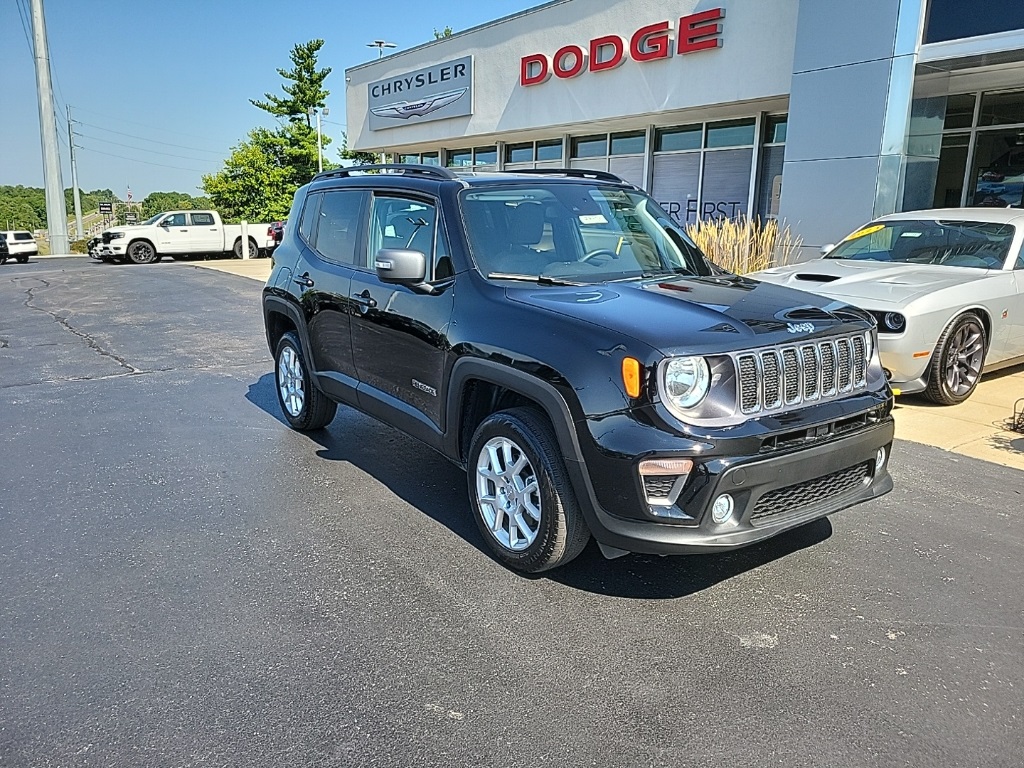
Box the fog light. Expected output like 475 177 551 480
711 494 735 524
875 447 887 471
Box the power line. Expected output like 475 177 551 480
75 143 212 174
71 104 230 144
14 0 33 56
74 120 226 155
75 131 221 163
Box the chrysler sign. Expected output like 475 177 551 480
520 9 724 86
368 56 473 130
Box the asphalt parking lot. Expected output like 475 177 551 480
2 256 1022 767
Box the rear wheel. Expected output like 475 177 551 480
467 408 590 573
233 238 259 259
275 331 336 430
15 256 29 264
925 312 987 405
127 240 158 264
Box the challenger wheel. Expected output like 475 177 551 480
467 408 590 573
275 331 336 430
925 312 987 405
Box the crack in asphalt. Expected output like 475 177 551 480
16 277 142 375
0 360 270 390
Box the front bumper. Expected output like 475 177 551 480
571 416 894 556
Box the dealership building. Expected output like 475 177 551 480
345 0 1024 259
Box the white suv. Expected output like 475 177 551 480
0 231 38 262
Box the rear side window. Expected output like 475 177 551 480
190 213 215 226
14 232 33 241
313 190 367 265
298 194 321 245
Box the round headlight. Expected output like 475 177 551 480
662 356 711 411
883 312 906 333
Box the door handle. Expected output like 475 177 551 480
293 274 314 288
351 289 377 309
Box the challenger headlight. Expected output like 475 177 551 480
661 356 711 412
882 312 905 333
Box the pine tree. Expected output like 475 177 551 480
250 40 331 128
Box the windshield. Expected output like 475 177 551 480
458 183 712 282
826 219 1015 269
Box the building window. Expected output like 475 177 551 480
928 88 1024 209
506 143 534 163
571 135 608 158
610 131 645 155
756 115 787 219
536 139 562 161
447 149 473 167
473 146 497 166
924 0 1024 44
421 152 440 166
655 125 702 152
399 153 420 164
764 115 788 144
706 118 756 149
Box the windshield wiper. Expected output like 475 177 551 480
487 272 583 286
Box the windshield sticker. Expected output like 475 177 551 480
579 214 608 225
842 224 885 242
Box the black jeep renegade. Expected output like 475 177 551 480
262 164 894 572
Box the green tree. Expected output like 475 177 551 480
250 40 331 128
202 124 325 222
338 132 379 166
433 26 453 39
140 191 212 218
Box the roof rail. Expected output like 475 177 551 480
508 168 626 183
312 163 459 182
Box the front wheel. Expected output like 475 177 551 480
275 331 337 430
925 312 987 405
467 408 590 573
233 238 259 259
127 241 158 264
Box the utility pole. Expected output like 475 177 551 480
29 0 68 254
67 105 83 239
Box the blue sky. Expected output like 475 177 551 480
1 0 545 198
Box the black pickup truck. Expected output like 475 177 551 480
262 164 894 572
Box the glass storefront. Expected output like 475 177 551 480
930 89 1024 209
924 0 1024 44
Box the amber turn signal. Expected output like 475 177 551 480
622 357 642 398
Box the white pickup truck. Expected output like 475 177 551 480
93 210 275 264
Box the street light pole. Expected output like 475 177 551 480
367 40 397 58
309 106 329 173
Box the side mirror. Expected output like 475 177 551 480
375 248 426 285
159 220 171 228
820 243 835 256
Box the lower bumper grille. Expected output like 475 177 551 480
750 462 872 524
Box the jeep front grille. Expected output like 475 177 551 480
734 333 868 415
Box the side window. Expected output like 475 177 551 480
434 220 454 280
298 193 321 246
313 190 367 265
190 212 214 226
368 195 437 270
1015 238 1024 270
164 213 187 227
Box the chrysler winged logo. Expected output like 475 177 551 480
786 322 815 335
370 88 468 120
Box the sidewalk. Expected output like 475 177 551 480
191 257 1024 471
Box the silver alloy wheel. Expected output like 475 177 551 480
277 345 306 417
475 436 542 552
944 319 985 397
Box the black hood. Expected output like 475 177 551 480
506 274 870 356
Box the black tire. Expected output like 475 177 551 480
233 238 260 259
924 312 987 405
467 407 590 573
274 331 336 430
0 257 7 265
127 240 158 265
15 255 29 264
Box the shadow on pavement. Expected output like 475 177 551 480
245 372 833 598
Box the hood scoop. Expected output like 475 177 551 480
795 273 840 283
784 307 836 322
